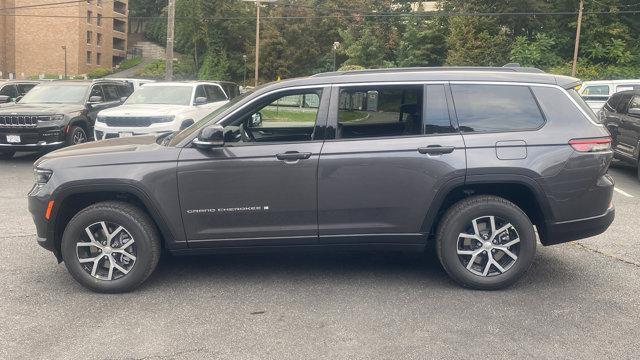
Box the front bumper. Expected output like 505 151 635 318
0 126 66 150
541 205 615 246
94 122 177 140
28 184 62 261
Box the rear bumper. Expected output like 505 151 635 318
541 205 615 246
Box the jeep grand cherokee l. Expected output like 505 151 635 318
28 68 615 293
0 80 131 159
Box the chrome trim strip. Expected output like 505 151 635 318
0 141 64 147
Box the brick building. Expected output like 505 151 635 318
0 0 128 79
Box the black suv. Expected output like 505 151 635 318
28 68 615 292
0 80 39 105
599 90 640 179
0 79 132 159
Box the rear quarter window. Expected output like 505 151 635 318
451 84 545 132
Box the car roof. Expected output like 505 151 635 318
0 80 40 84
252 67 581 94
36 79 127 86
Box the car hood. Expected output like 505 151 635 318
0 103 84 115
99 104 191 116
34 135 164 168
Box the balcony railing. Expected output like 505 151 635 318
113 1 127 15
113 19 126 33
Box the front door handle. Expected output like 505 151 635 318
276 151 312 161
418 145 455 155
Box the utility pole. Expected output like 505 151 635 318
332 42 340 71
571 0 584 77
165 0 176 81
254 0 261 87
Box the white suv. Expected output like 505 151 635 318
94 81 237 140
579 79 640 112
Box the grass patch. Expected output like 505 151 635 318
261 107 318 122
338 111 369 122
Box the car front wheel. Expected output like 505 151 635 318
436 195 536 290
61 201 161 293
66 125 87 146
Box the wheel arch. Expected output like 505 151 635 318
422 175 552 244
48 181 178 262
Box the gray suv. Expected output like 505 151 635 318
28 68 615 292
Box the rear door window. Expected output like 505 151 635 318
102 85 120 101
451 84 545 132
425 84 455 134
336 85 423 139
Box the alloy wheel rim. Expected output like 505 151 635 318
73 130 86 144
76 221 137 281
456 216 520 277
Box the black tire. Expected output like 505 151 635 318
0 150 15 159
436 195 536 290
66 125 87 146
61 201 161 293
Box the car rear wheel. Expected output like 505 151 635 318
0 150 15 159
436 195 536 290
61 201 161 293
66 125 87 146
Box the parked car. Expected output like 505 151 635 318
579 79 640 112
599 89 640 178
0 80 40 106
0 79 132 159
29 67 614 293
94 81 236 140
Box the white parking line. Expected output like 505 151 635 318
614 187 634 198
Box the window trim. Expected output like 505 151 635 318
186 85 330 147
177 81 601 147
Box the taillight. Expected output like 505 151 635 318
569 137 611 152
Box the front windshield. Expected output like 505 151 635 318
167 90 254 146
125 86 193 106
20 85 88 104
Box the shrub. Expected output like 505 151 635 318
87 67 112 79
118 56 143 70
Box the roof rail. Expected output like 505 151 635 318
312 65 544 77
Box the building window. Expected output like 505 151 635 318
96 53 102 65
97 14 102 26
86 31 92 44
96 33 102 46
87 11 92 24
86 51 92 64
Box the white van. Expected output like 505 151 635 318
579 79 640 112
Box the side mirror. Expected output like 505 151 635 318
0 95 10 103
249 112 262 128
120 96 128 103
193 124 224 148
88 95 103 103
15 96 23 103
629 108 640 117
194 96 207 106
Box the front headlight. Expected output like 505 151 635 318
96 115 105 123
51 114 64 122
34 168 53 185
157 115 175 123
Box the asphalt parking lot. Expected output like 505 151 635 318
1 153 640 359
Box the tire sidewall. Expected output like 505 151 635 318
61 206 154 292
439 200 536 289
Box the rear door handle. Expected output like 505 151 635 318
418 145 455 155
276 151 312 161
